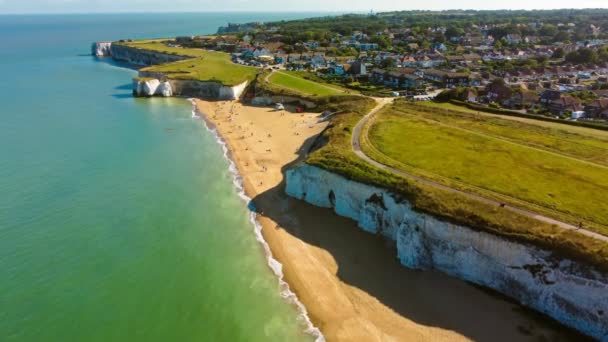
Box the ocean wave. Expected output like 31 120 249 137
189 99 325 342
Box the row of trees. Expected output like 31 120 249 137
565 47 608 64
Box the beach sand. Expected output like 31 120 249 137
194 99 579 342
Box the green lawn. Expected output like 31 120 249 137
418 101 608 138
407 102 608 166
306 98 608 272
118 40 258 86
118 40 210 57
365 105 608 229
268 71 346 97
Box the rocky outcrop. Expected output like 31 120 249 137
133 78 173 97
92 41 112 57
286 164 608 341
110 44 188 66
94 42 249 100
132 73 248 100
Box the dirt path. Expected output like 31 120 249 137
352 99 608 243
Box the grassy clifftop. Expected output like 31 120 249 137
365 101 608 232
116 40 258 86
305 98 608 272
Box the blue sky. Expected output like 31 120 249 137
1 0 607 14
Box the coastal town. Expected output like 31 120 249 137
4 4 608 342
163 10 608 123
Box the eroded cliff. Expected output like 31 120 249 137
286 164 608 341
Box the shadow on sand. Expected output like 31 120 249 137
249 134 590 342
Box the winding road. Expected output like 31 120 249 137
351 98 608 243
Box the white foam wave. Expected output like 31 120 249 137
189 99 325 342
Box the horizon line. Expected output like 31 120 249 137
2 8 608 15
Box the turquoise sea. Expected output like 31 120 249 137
0 13 327 342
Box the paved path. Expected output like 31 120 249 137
351 99 608 243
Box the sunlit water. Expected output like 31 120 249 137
0 13 326 341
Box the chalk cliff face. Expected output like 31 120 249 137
133 72 248 100
106 44 248 100
133 79 173 97
286 164 608 341
110 44 188 66
92 42 112 57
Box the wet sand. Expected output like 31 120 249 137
194 99 584 342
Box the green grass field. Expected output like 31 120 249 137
118 40 258 86
305 98 608 271
364 103 608 230
268 71 346 97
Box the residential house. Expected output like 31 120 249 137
310 54 327 68
348 60 367 76
466 90 478 103
445 72 471 87
446 55 465 66
548 95 583 114
253 47 271 58
359 43 379 51
274 54 288 64
540 90 562 104
585 99 608 118
487 81 514 102
505 90 539 109
371 68 421 88
328 63 347 76
506 34 522 45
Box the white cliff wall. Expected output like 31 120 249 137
133 73 248 100
110 44 188 66
92 42 112 57
133 79 173 97
93 43 250 99
286 164 608 341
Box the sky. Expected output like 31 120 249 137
1 0 607 14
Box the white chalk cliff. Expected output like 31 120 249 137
92 42 112 57
286 164 608 341
133 79 173 97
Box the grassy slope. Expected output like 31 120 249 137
268 71 347 97
421 101 608 136
305 98 608 272
410 103 608 166
366 105 608 230
118 40 258 86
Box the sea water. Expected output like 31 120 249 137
0 13 327 341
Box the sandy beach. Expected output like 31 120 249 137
194 99 580 342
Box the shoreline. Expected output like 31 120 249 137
192 98 586 342
189 99 324 341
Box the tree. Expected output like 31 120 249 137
370 35 391 50
599 46 608 62
380 58 397 69
553 31 570 43
539 24 558 37
445 26 464 40
433 33 446 44
552 47 565 59
566 48 599 64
